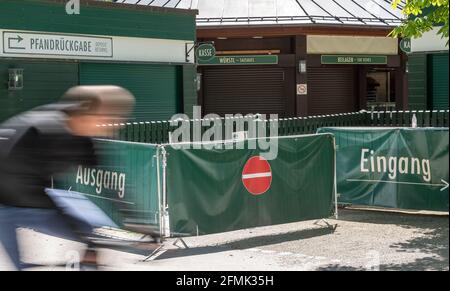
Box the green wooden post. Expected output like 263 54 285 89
431 110 438 127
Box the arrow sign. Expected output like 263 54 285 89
347 179 449 192
2 31 113 57
441 179 449 191
8 35 25 50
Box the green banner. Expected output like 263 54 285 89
198 55 279 66
317 127 449 211
165 134 336 236
55 139 161 227
321 55 388 65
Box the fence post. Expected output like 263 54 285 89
287 118 294 135
423 111 431 127
138 122 144 143
124 123 131 142
363 111 371 126
437 110 446 127
296 117 302 134
161 121 168 143
311 116 317 132
416 110 424 127
144 122 150 143
405 111 413 127
118 123 125 141
351 112 356 126
445 110 450 127
381 111 387 127
387 110 394 127
431 110 438 127
278 118 285 136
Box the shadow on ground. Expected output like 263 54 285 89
124 209 448 271
154 225 335 260
319 209 449 271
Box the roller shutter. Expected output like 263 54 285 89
307 66 357 115
202 66 287 117
80 63 181 121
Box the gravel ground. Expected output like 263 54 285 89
1 208 448 271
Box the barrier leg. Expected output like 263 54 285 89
313 219 338 231
173 238 189 249
141 237 189 262
142 244 166 262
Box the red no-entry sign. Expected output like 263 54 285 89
242 156 272 195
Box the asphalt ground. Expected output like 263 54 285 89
0 208 448 271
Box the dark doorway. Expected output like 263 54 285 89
366 68 396 111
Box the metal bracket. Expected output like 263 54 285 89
185 41 215 63
185 42 196 63
142 244 165 262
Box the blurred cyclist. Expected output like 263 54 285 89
0 86 134 270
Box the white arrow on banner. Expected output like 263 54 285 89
347 179 449 192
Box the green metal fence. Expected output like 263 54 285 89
105 110 449 144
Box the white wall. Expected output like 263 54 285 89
411 27 449 52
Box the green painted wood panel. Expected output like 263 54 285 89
408 53 428 110
429 53 449 110
0 0 196 41
0 59 79 122
182 64 198 118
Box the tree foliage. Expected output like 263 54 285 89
390 0 449 45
